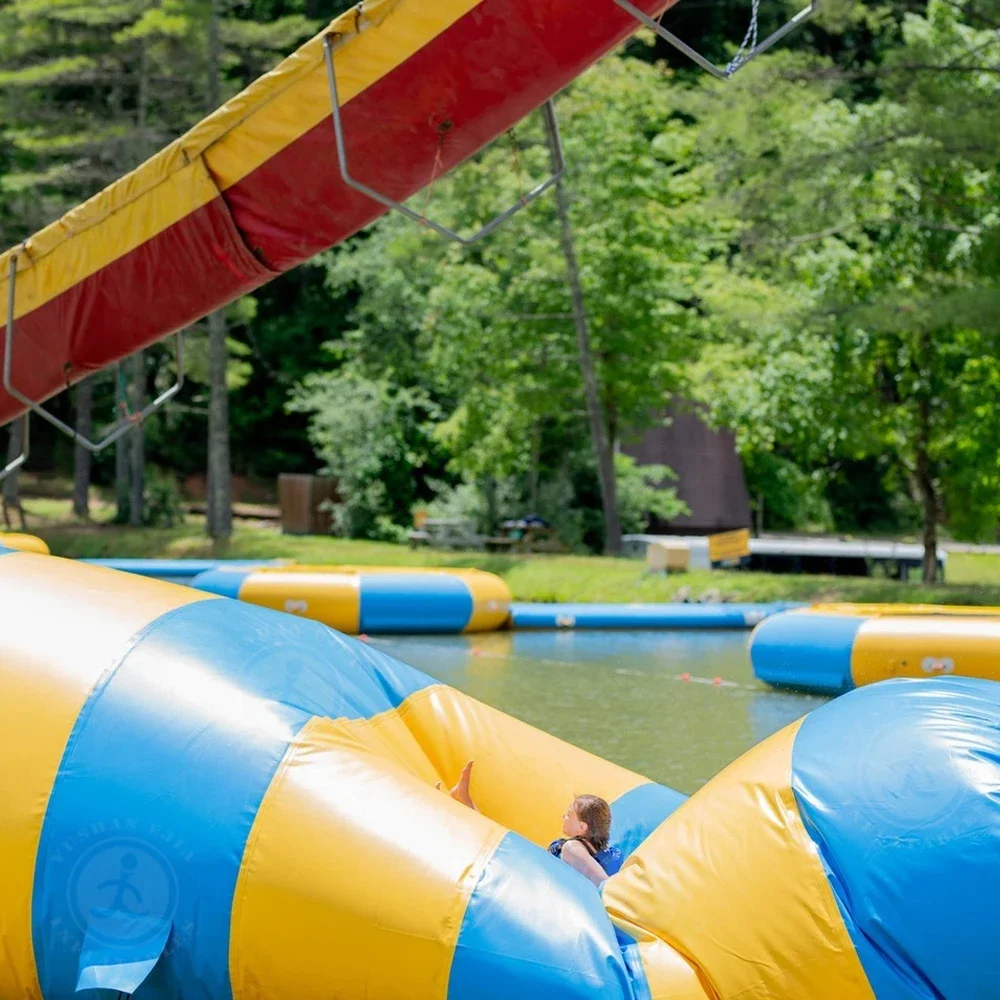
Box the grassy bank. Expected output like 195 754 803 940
22 497 1000 606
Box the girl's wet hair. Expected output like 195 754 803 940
574 794 612 852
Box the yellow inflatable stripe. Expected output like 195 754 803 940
240 569 362 633
0 0 483 322
230 711 505 1000
458 570 512 633
852 615 1000 686
811 602 1000 618
603 720 876 1000
0 553 212 1000
400 685 646 848
605 922 709 1000
0 533 49 554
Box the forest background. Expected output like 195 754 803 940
2 0 999 582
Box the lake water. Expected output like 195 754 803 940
370 630 828 794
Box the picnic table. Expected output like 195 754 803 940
408 517 483 550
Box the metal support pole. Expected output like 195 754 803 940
322 31 566 245
4 252 184 454
612 0 818 79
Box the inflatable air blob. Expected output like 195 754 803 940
191 564 511 634
3 546 1000 1000
751 602 1000 694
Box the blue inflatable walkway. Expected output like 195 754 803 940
510 602 798 630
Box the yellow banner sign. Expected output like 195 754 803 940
708 528 751 564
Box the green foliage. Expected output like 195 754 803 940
615 454 689 534
685 0 1000 548
288 370 443 539
143 467 186 527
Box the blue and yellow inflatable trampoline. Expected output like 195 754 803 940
2 546 999 999
191 563 512 634
751 602 1000 694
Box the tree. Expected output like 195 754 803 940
206 309 233 540
298 54 711 548
129 352 147 526
552 173 622 552
72 377 93 518
2 420 26 530
686 1 1000 578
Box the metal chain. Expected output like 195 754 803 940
725 0 761 76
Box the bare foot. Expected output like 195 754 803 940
448 760 476 810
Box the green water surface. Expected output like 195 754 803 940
371 630 827 794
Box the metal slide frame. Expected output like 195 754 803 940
322 32 566 246
612 0 819 79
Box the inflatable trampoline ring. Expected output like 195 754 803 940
191 564 512 634
751 602 1000 694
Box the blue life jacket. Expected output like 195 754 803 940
548 837 623 877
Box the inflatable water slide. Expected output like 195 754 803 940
3 544 1000 1000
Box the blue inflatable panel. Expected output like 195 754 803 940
81 559 279 582
447 832 633 1000
750 611 862 694
509 602 798 630
792 677 1000 999
609 782 687 859
360 572 474 634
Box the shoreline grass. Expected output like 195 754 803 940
23 497 1000 606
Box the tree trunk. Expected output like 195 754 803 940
552 176 622 555
72 377 93 519
207 1 222 109
206 309 232 541
204 3 232 543
115 434 130 522
528 422 541 511
915 394 939 583
3 419 26 530
129 352 146 527
483 474 498 535
112 359 130 521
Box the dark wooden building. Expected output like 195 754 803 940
622 402 751 535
